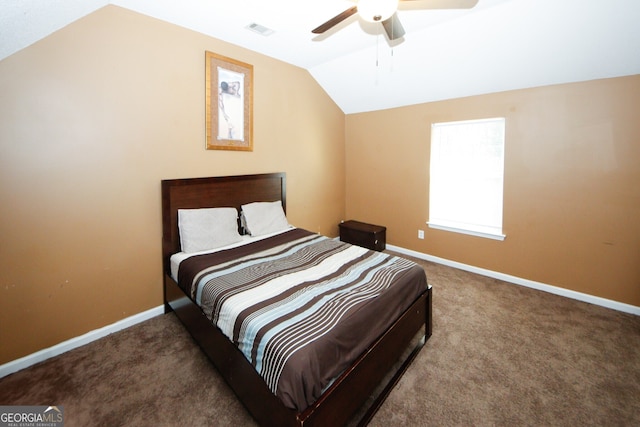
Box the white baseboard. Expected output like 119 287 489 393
2 247 638 379
0 305 165 379
388 244 640 316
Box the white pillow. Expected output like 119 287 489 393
241 201 290 237
178 207 242 253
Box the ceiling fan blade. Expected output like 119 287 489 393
312 6 358 34
382 13 405 40
399 0 478 10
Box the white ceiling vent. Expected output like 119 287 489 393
246 22 274 36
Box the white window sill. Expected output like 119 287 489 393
427 222 506 241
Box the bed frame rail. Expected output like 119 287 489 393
165 274 431 427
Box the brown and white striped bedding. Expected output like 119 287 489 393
176 228 427 411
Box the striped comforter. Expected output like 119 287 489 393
177 228 427 411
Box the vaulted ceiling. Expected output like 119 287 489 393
2 0 639 113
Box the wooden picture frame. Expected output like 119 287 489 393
205 51 253 151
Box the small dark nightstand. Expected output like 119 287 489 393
339 220 386 251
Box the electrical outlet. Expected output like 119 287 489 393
418 229 425 239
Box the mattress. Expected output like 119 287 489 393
174 228 427 411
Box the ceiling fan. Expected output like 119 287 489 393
312 0 479 41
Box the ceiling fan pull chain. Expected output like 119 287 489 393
374 34 380 86
390 17 394 72
390 46 394 72
376 33 380 67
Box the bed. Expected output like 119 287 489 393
161 173 432 426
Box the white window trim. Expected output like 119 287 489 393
427 221 506 241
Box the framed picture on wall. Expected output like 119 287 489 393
205 51 253 151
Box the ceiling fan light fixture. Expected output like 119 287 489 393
357 0 399 23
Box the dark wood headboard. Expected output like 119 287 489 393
161 173 286 273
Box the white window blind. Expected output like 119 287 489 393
428 118 506 240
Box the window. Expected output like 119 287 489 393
428 118 506 240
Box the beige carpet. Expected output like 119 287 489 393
1 255 639 426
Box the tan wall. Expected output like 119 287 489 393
0 6 345 364
2 5 637 367
346 76 640 307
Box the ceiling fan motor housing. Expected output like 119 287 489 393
358 0 399 23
